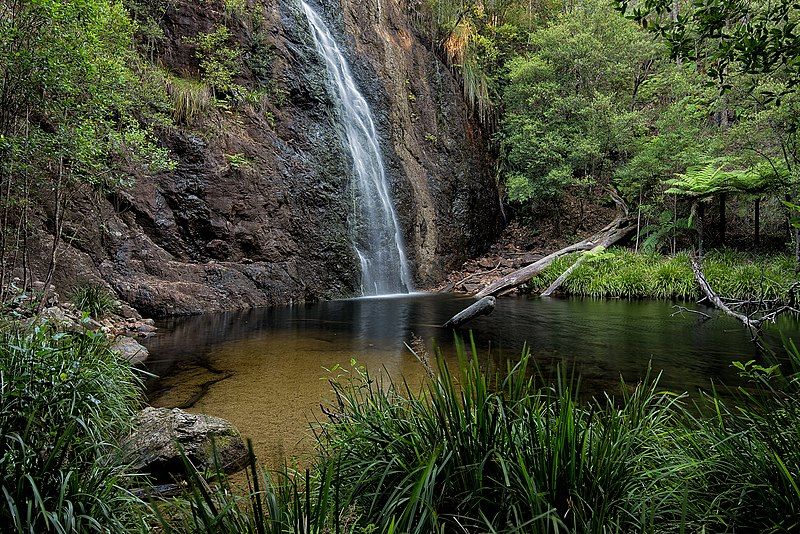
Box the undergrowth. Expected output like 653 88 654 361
69 282 120 319
0 323 146 532
526 249 797 301
160 335 800 533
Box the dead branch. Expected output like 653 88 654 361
443 296 496 328
541 247 599 297
475 192 634 298
690 253 759 331
671 305 712 321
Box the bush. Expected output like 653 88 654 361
0 324 146 532
70 282 120 319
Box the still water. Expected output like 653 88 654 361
144 294 796 465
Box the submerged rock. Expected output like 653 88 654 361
125 407 247 483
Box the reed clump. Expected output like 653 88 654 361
527 249 796 302
0 323 146 532
163 335 800 533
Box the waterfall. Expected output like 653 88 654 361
300 1 413 296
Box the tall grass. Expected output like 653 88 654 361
0 323 147 532
70 282 120 319
317 338 689 532
527 249 797 301
680 344 800 532
161 335 800 533
165 72 213 124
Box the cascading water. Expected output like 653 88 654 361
300 1 413 296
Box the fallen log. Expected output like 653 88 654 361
476 192 634 298
689 253 759 331
540 246 601 297
443 296 496 328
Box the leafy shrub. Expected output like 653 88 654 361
0 324 146 532
191 26 242 97
70 282 120 319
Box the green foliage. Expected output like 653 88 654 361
0 324 146 532
157 443 343 534
614 0 800 93
161 334 800 532
319 341 683 532
165 73 213 124
70 282 120 319
412 0 550 120
666 159 790 198
498 0 655 209
0 0 173 189
639 209 693 253
526 249 797 301
226 153 252 170
191 26 243 97
680 340 800 532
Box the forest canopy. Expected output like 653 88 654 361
412 0 800 257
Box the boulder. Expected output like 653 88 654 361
38 306 80 330
136 323 157 334
125 407 248 483
118 303 141 320
111 336 149 364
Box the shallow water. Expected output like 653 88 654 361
144 294 797 465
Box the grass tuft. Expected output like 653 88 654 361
525 248 798 302
70 282 120 319
0 323 146 532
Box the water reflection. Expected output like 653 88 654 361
144 294 798 464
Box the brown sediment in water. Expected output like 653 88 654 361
149 329 433 467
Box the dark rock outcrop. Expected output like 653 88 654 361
22 0 502 316
125 407 247 483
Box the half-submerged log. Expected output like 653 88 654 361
443 296 496 328
476 192 634 298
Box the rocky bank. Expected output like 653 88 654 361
21 0 502 317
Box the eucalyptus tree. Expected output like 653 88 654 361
0 0 172 302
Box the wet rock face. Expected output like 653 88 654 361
125 407 248 483
318 0 503 284
24 0 501 316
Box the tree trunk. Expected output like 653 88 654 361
475 192 633 298
718 193 726 246
754 197 761 247
795 228 800 274
443 296 496 328
690 253 758 332
696 201 705 258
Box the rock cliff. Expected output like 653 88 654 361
25 0 502 316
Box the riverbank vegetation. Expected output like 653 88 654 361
526 248 797 301
412 0 800 264
162 336 800 533
0 323 146 532
3 317 799 532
